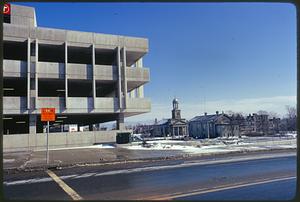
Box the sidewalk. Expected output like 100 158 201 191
3 145 185 172
3 137 297 173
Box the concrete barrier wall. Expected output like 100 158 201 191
4 22 149 51
126 67 150 81
94 65 117 80
68 97 91 109
68 63 92 79
126 98 151 112
94 97 118 111
3 97 27 114
3 60 27 77
37 61 65 79
36 97 64 109
3 130 123 152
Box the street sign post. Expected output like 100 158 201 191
41 108 56 164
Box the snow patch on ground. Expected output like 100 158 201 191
147 140 186 144
121 135 297 155
49 144 115 151
284 133 297 138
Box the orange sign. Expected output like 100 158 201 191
41 108 56 122
3 3 10 15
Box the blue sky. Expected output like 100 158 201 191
15 2 297 121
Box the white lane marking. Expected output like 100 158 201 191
73 172 97 179
46 169 83 200
4 174 78 186
4 152 295 186
144 176 297 200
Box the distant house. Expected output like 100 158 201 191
239 113 269 135
230 113 281 136
269 117 280 134
151 98 188 138
189 111 240 139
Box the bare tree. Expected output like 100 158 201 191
226 110 244 117
256 110 279 119
285 105 296 131
225 110 235 116
285 105 296 118
268 111 279 119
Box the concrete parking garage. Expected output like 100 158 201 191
3 4 151 148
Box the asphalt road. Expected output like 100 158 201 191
176 177 296 200
3 152 297 200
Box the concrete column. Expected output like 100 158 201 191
122 47 128 108
29 114 36 134
172 127 175 138
185 126 188 136
65 42 68 109
133 62 138 98
136 58 144 98
27 38 30 109
117 46 122 109
35 39 38 108
117 113 125 130
137 85 144 98
92 44 96 109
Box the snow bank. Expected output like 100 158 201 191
120 137 296 155
284 133 297 138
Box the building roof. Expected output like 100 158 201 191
190 115 216 122
189 114 230 123
154 119 169 125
